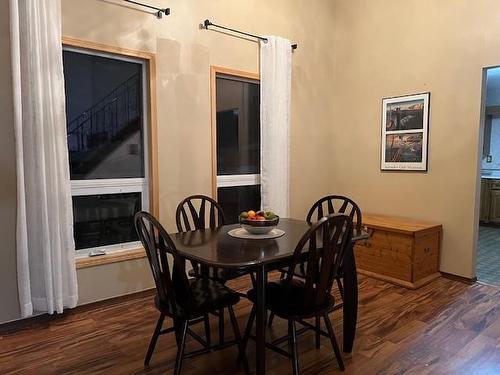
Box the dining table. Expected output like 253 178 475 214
169 218 369 375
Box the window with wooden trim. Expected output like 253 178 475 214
63 45 150 257
213 70 261 223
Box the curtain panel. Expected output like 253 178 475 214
10 0 78 317
260 36 292 217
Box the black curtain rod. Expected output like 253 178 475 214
122 0 170 18
203 19 297 50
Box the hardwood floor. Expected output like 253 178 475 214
2 273 500 374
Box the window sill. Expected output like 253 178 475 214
76 247 146 269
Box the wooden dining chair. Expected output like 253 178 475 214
242 214 353 374
175 194 254 345
270 195 362 334
305 195 362 294
175 195 226 280
134 211 248 375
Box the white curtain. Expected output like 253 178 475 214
260 36 292 217
10 0 78 317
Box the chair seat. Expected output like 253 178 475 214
188 267 251 282
279 262 344 280
155 278 240 318
247 279 336 319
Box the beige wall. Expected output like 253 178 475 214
331 0 500 278
77 258 154 305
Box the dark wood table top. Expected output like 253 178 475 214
170 218 368 268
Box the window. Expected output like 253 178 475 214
63 46 150 256
214 70 261 223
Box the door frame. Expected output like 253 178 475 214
473 65 500 280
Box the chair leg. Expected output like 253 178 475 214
269 268 291 328
315 316 321 349
241 306 256 358
174 320 188 375
250 272 256 287
228 305 250 374
323 314 345 371
219 308 225 344
203 314 211 347
289 320 300 375
336 278 344 301
144 313 165 366
268 312 275 327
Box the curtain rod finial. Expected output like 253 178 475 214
157 8 170 19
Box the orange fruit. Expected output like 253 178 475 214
248 210 256 218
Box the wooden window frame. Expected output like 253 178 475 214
209 66 260 200
62 37 159 269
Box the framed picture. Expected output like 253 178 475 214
381 92 430 171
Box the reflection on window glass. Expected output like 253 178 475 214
63 50 144 180
72 193 141 250
217 185 261 224
216 77 260 175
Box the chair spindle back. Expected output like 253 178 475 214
176 195 226 232
285 214 353 309
306 195 362 232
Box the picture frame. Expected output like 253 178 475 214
381 92 430 171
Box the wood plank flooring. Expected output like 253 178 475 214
2 273 500 374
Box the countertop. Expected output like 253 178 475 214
482 171 500 179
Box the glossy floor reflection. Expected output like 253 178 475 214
3 273 500 374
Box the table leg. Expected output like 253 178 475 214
342 242 358 353
255 264 267 375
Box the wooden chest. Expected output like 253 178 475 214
354 214 442 289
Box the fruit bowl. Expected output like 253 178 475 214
239 211 279 235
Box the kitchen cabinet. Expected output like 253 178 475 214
490 189 500 223
480 179 491 223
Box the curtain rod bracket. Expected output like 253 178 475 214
156 8 170 19
122 0 170 19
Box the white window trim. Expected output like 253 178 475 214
216 174 260 188
64 46 150 258
71 178 148 196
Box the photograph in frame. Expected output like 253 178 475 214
381 93 430 171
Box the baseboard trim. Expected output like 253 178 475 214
440 272 477 285
358 269 441 289
0 288 155 335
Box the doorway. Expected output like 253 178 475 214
477 67 500 285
